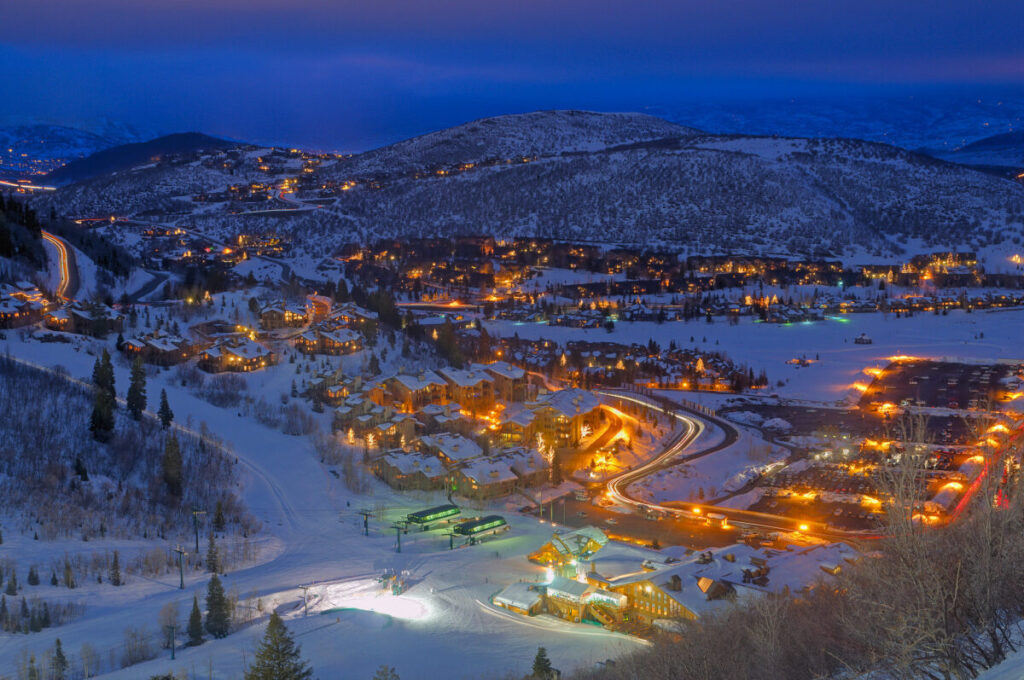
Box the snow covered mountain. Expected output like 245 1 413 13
925 130 1024 172
38 110 1024 259
0 123 151 181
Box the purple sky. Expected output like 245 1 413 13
2 0 1023 149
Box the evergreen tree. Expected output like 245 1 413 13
213 500 226 533
204 574 230 638
126 356 147 420
110 550 122 586
532 647 553 679
89 383 115 441
26 654 39 680
41 601 50 627
244 612 313 680
0 595 6 622
206 533 220 574
52 638 68 680
158 388 174 428
27 566 38 586
5 570 16 596
50 571 57 586
93 349 116 400
187 595 204 646
162 434 183 497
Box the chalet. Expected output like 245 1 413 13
372 451 447 491
452 448 549 500
420 432 483 466
259 302 308 329
530 388 603 449
385 371 449 412
198 337 276 372
438 367 494 414
121 333 195 365
480 361 530 402
44 302 123 336
294 327 362 355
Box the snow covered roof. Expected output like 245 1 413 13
420 433 483 462
494 583 542 611
438 367 492 388
476 361 526 381
392 371 447 392
380 452 446 478
536 388 602 417
547 576 590 601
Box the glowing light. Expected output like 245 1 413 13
863 367 884 377
987 423 1009 434
887 355 922 362
798 524 809 532
852 382 869 393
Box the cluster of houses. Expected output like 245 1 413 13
490 337 763 393
314 359 606 500
493 527 859 627
44 300 124 336
0 281 51 328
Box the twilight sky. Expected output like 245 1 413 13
2 0 1023 150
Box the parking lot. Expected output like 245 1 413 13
861 360 1011 410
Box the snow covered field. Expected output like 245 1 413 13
488 307 1024 403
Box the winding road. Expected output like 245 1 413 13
41 229 79 300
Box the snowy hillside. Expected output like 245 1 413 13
38 110 1024 259
342 109 701 173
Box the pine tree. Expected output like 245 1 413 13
109 550 122 586
204 574 230 638
26 654 39 680
158 388 174 428
532 647 553 679
52 638 68 680
126 356 147 420
5 570 16 596
41 601 50 627
162 434 183 497
27 566 38 586
206 533 220 574
244 612 313 680
213 500 226 533
89 384 115 441
50 571 57 586
187 595 204 646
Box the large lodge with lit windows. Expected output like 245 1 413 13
491 527 861 628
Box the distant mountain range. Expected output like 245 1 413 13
36 109 1024 260
44 132 235 186
923 130 1024 175
0 123 151 181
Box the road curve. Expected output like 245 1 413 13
41 230 79 300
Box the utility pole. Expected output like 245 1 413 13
391 522 404 553
172 545 187 589
298 584 312 617
191 507 207 553
357 509 373 536
167 623 177 660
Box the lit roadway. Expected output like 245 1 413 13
41 230 78 300
549 390 878 548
